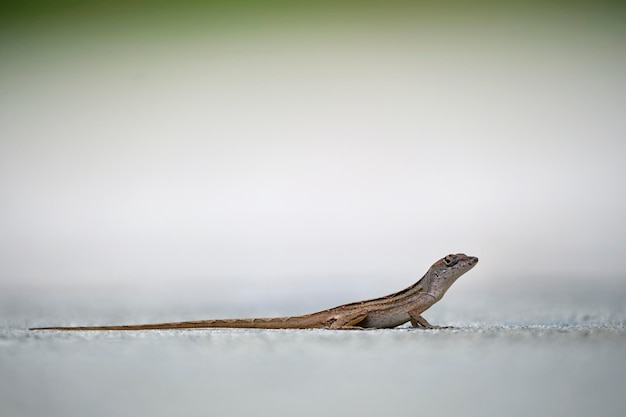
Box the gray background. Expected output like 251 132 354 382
2 1 625 293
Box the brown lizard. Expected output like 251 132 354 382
30 253 478 331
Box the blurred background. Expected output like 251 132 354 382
2 3 626 417
1 0 625 303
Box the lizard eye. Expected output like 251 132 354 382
443 255 456 266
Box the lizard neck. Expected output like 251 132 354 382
414 272 441 304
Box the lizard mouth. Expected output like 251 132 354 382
466 256 479 267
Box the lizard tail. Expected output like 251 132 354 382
29 317 316 331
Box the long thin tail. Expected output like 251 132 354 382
30 317 312 331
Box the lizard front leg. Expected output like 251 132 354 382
408 310 450 329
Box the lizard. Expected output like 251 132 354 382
30 253 478 331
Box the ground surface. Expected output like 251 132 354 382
2 283 625 417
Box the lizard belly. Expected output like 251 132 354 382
359 310 411 329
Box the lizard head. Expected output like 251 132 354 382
426 253 478 299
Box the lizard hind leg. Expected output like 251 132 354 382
328 310 369 330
